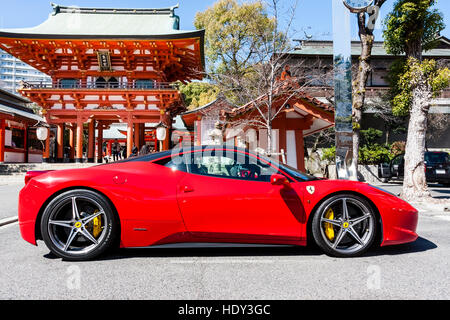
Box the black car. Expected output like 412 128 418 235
378 151 450 186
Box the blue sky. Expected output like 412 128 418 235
0 0 449 41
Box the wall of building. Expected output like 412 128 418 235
0 49 51 94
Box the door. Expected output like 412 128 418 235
391 154 404 178
378 154 391 180
176 149 305 240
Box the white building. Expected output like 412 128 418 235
0 49 51 95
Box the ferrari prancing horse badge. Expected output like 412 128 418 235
306 186 315 194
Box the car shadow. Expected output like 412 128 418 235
47 236 437 261
366 236 437 257
96 244 322 261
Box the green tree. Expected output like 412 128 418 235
383 0 445 59
194 0 279 104
195 0 303 156
178 81 219 110
383 0 448 201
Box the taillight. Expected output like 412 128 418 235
24 171 50 184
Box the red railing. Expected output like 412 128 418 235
20 81 178 90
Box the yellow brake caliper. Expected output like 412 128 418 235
324 208 335 241
92 210 102 238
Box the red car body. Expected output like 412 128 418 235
18 147 418 252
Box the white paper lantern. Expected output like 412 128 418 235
36 127 48 141
156 126 167 141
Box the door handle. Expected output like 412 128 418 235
182 185 194 193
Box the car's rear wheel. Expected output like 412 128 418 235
311 194 377 257
41 189 118 261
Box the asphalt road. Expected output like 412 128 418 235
0 183 449 299
0 183 23 220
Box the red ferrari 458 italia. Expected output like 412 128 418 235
18 146 418 260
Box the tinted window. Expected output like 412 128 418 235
425 152 449 163
278 163 317 182
392 154 404 166
187 150 280 182
154 156 188 172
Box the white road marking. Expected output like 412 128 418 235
0 216 18 227
0 221 19 229
434 215 450 222
170 259 275 264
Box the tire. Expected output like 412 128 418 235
311 194 377 258
40 189 118 261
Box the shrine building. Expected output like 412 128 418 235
0 3 204 162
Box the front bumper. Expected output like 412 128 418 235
367 185 419 246
381 206 419 246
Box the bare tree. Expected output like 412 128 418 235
201 0 336 160
365 91 407 145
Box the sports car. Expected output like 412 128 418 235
18 146 419 260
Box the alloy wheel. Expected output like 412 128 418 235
312 195 376 257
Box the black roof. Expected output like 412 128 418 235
120 145 253 163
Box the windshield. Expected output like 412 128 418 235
254 152 317 181
278 162 318 182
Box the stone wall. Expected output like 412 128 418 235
326 164 384 184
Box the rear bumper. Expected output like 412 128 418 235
18 182 47 246
426 171 450 183
426 178 450 184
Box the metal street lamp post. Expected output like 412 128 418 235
332 0 373 180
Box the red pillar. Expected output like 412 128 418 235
43 129 50 163
75 117 84 163
127 119 133 157
134 123 140 151
87 120 95 163
162 128 170 151
0 118 5 163
69 124 75 162
56 124 64 162
195 116 202 146
295 130 305 172
97 121 103 163
140 123 145 148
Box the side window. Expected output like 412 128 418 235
154 157 188 172
188 151 281 182
392 154 404 166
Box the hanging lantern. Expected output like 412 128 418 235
156 123 167 141
36 126 49 141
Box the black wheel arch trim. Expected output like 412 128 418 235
34 186 121 243
306 190 383 247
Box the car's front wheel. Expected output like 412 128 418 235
41 189 118 261
311 194 377 257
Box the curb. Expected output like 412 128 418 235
411 202 450 215
0 216 18 227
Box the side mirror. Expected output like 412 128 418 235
271 174 290 186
